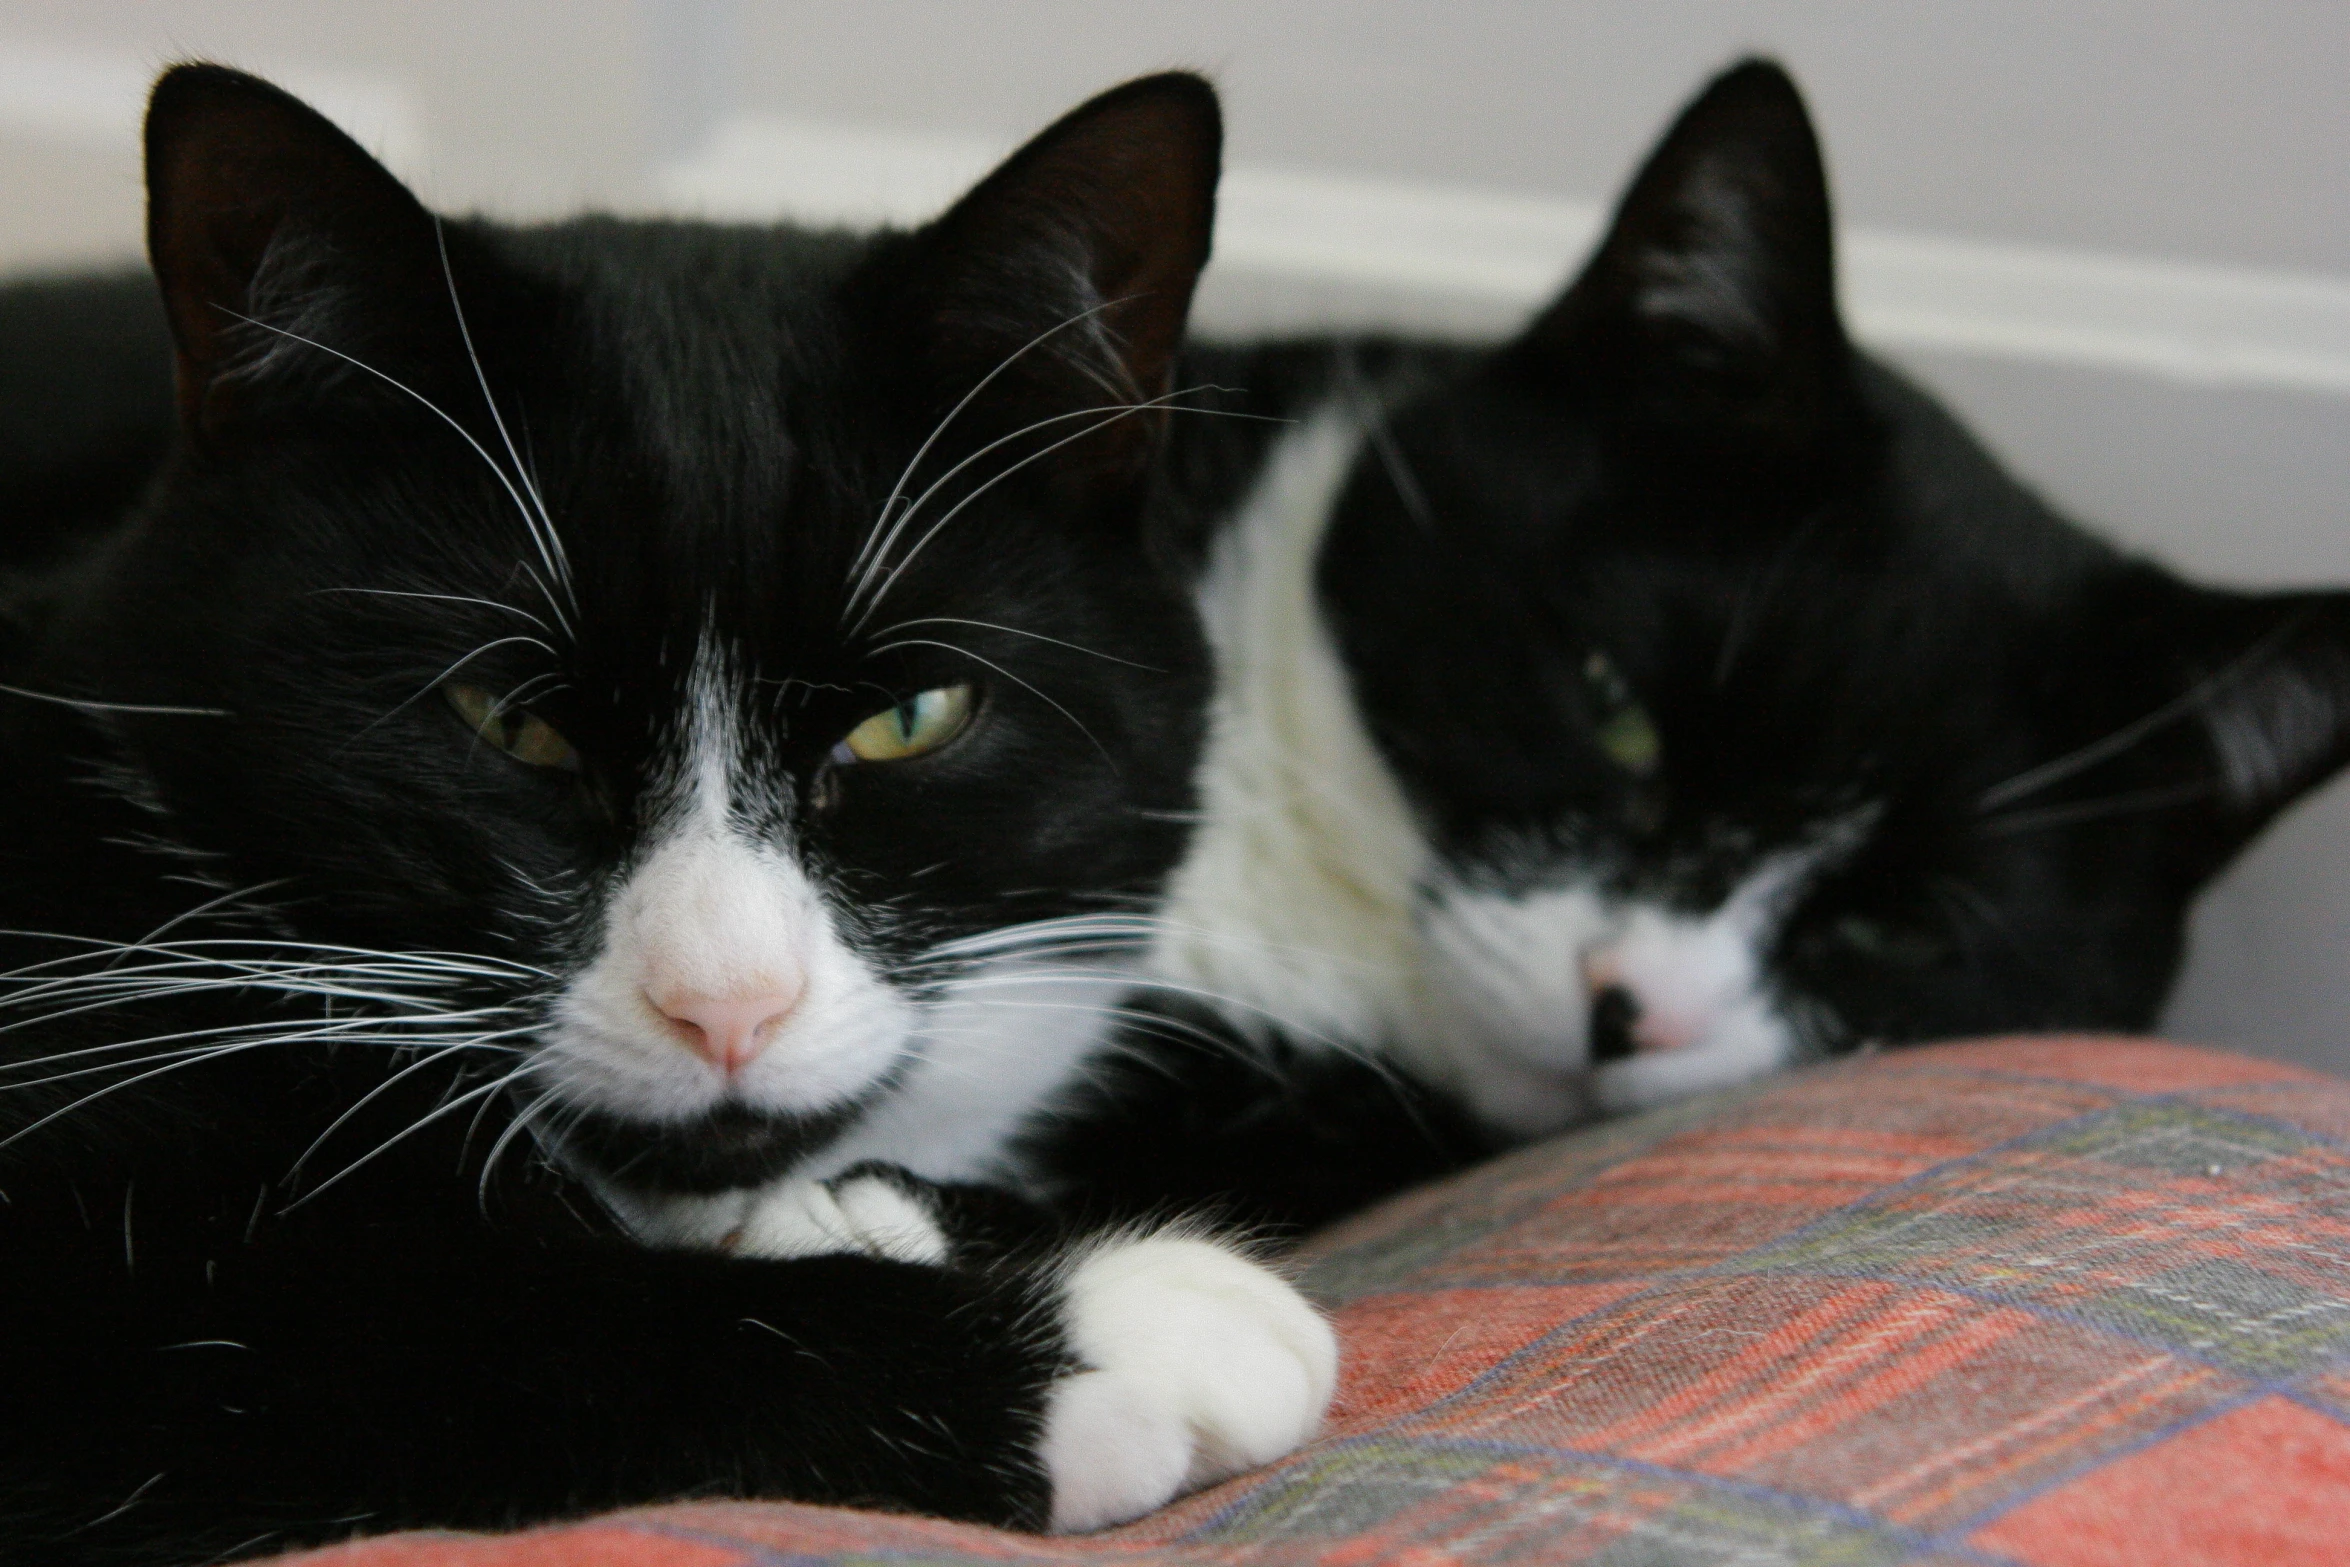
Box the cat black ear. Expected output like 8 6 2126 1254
145 64 436 436
1518 59 1850 459
2045 576 2350 875
2177 590 2350 856
887 72 1221 485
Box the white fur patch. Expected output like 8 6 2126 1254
801 958 1129 1185
1402 880 1615 1135
1412 830 1864 1126
735 1172 951 1264
625 1171 951 1264
1041 1233 1336 1532
1148 408 1424 1049
542 643 913 1126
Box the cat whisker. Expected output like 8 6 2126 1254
856 616 1164 672
849 390 1169 622
218 306 576 640
0 1029 524 1098
281 1062 541 1212
310 588 552 634
847 297 1134 598
337 634 559 755
0 933 553 982
1336 347 1434 532
0 1033 348 1152
867 638 1106 759
476 1085 563 1209
848 386 1225 632
1979 779 2216 839
0 1005 528 1082
1978 618 2304 811
0 681 231 718
0 956 525 1017
907 909 1364 973
286 1027 542 1183
435 217 576 608
927 964 1360 1060
1924 875 2029 967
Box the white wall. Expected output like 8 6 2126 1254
2 1 2345 1066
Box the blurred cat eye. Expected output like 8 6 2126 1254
443 683 580 772
834 684 974 765
1583 651 1661 778
1828 914 1949 968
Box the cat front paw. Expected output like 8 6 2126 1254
1039 1232 1336 1532
726 1165 952 1265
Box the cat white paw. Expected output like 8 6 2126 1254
726 1170 951 1265
1039 1233 1336 1532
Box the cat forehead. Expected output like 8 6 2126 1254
471 219 890 496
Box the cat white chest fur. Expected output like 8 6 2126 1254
1147 408 1425 1049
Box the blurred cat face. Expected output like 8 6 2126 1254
1309 63 2350 1131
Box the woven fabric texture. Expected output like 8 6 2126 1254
276 1037 2350 1567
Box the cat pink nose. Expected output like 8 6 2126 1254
652 988 801 1074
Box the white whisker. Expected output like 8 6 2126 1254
847 297 1131 597
862 638 1104 758
218 307 576 639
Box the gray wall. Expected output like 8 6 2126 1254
3 1 2346 1067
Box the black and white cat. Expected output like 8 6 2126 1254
10 54 2349 1564
0 65 1335 1561
1015 58 2350 1218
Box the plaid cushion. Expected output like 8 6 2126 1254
276 1037 2350 1566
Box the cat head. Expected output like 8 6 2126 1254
1319 61 2350 1129
55 64 1222 1193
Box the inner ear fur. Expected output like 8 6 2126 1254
2068 571 2350 870
145 63 438 436
888 72 1222 485
1514 58 1853 463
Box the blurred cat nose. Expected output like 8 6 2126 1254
1588 986 1642 1063
651 987 802 1074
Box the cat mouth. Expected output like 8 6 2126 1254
556 1097 871 1194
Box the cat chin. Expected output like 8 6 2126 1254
558 1096 876 1197
1589 1002 1798 1115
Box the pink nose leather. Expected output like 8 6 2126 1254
653 989 801 1074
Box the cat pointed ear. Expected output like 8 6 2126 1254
2178 590 2350 854
145 63 436 436
2059 577 2350 874
1520 59 1850 458
890 72 1220 483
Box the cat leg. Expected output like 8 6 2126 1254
729 1164 1340 1532
729 1164 956 1264
1039 1227 1337 1531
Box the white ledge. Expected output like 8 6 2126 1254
662 113 2350 399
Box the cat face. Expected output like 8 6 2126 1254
65 66 1221 1194
1317 62 2350 1130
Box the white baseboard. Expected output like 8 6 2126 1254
5 27 2343 404
663 113 2350 399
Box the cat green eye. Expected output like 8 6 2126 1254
444 684 580 772
1830 915 1948 968
835 684 974 765
1583 651 1661 778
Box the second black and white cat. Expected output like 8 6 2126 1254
1004 60 2350 1220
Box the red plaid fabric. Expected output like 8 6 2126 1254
275 1037 2350 1566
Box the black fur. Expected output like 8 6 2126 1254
1317 62 2350 1052
0 63 1225 1561
1017 61 2350 1222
